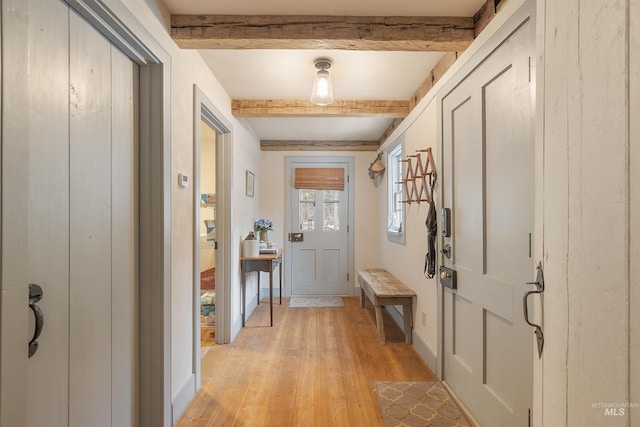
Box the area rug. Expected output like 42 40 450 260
288 296 344 308
376 381 471 427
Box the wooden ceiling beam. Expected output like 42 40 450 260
171 14 475 51
261 140 379 151
232 99 409 118
377 0 504 146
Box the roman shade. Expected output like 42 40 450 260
294 167 344 190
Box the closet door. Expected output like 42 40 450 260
441 8 535 427
14 1 140 426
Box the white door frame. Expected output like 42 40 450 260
0 0 173 426
284 156 355 297
192 86 233 390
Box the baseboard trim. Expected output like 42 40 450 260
230 291 258 341
171 373 195 424
411 330 438 373
385 305 438 373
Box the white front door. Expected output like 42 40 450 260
441 10 534 427
287 158 352 296
1 1 139 425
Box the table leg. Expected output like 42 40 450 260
269 269 273 327
241 266 246 327
403 304 413 345
257 272 260 305
374 305 386 345
278 259 282 305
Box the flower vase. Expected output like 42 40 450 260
259 230 268 242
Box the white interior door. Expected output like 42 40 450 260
289 160 351 296
5 2 139 425
441 15 534 427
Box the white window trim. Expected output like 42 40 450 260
387 137 405 244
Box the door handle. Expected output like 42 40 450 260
523 262 544 358
288 233 303 242
28 283 44 358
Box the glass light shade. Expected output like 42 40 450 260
310 69 334 106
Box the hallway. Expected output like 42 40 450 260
176 297 443 426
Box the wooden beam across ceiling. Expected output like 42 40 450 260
261 140 379 151
171 14 475 51
232 99 409 118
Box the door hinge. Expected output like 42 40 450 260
347 175 350 183
528 233 532 258
347 273 350 281
528 408 532 427
347 225 349 232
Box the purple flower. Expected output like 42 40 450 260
254 218 273 232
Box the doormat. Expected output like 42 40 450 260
288 296 344 308
376 381 471 427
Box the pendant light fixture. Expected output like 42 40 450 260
310 58 334 106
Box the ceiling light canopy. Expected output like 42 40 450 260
310 58 334 106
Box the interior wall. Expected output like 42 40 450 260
539 0 638 426
376 101 439 366
114 0 262 405
259 150 379 294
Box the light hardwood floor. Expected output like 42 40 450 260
176 296 437 427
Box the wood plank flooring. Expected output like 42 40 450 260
176 296 437 427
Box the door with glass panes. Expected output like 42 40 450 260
289 161 350 295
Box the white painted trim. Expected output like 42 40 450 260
171 374 195 425
411 328 438 374
64 0 158 65
380 305 438 371
284 156 355 297
533 0 546 425
192 86 234 399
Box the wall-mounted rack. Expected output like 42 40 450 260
397 148 437 205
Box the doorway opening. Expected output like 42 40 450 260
192 86 233 391
198 120 217 356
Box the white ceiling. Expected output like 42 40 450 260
162 0 487 145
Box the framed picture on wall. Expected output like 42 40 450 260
246 170 255 197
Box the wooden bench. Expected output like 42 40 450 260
357 268 416 345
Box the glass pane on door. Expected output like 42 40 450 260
299 189 315 230
323 190 340 231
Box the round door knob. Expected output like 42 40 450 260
441 271 450 280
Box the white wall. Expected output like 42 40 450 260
538 0 639 426
260 150 380 294
376 102 439 366
117 0 263 410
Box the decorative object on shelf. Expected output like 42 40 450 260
254 218 273 242
242 231 259 257
368 151 386 179
397 147 437 205
246 170 255 197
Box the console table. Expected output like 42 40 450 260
240 249 283 327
